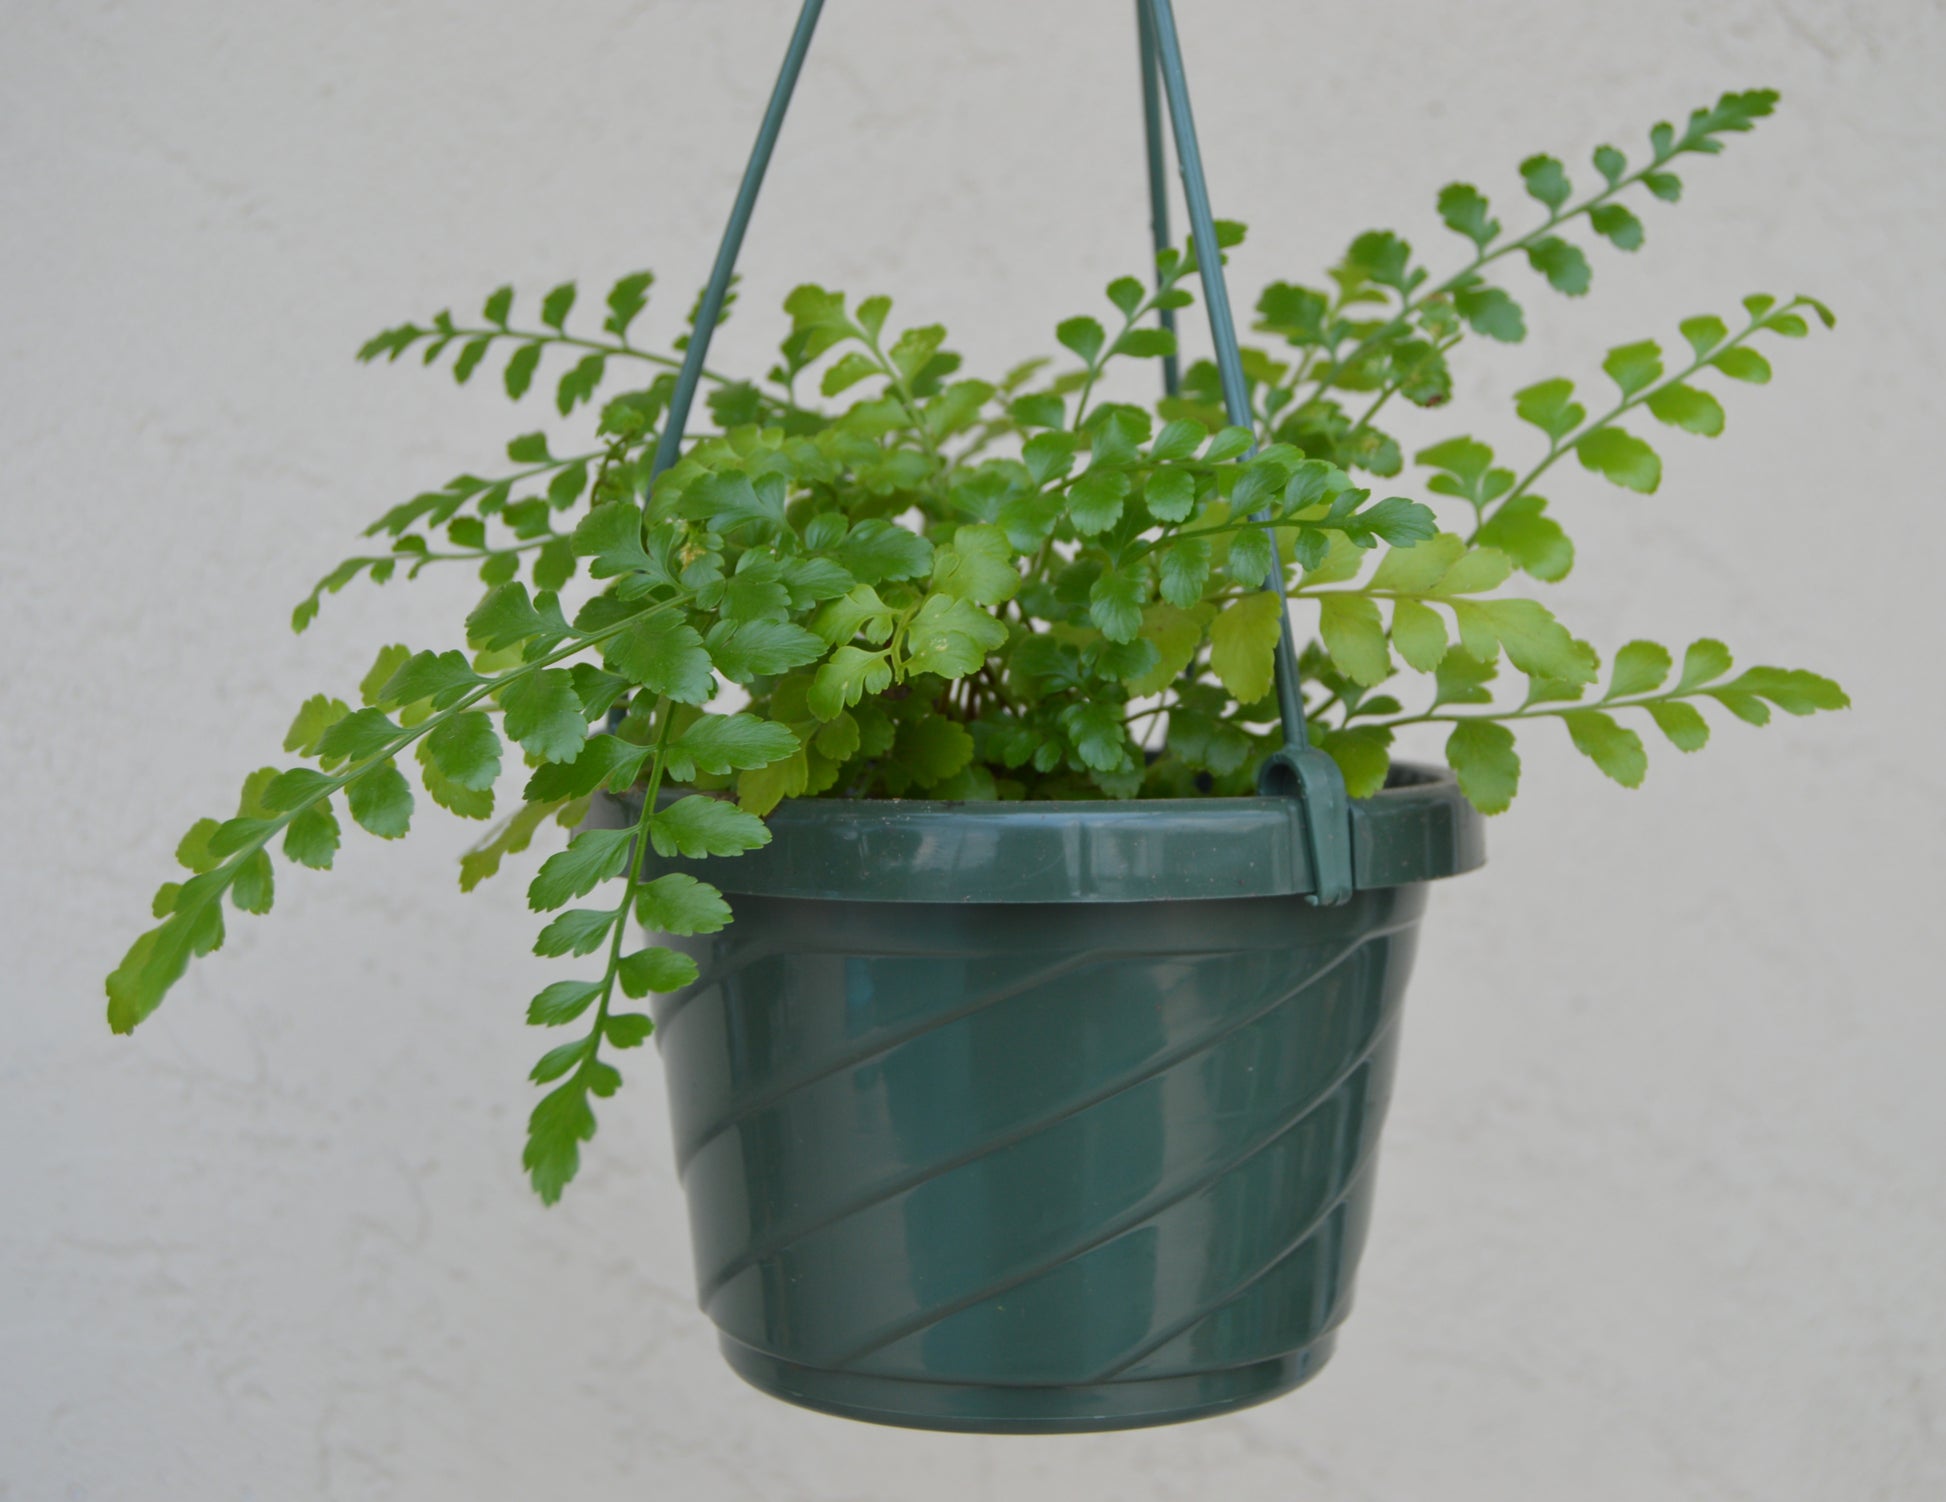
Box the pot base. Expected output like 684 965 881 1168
719 1334 1336 1434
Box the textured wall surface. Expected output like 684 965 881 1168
4 1 1943 1497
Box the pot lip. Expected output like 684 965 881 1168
599 760 1484 905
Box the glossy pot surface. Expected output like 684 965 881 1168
617 764 1482 1432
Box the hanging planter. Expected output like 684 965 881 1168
108 0 1846 1436
600 771 1479 1431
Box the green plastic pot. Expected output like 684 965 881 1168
603 764 1483 1432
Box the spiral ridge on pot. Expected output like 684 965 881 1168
649 885 1426 1431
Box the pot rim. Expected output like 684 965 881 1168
597 760 1483 905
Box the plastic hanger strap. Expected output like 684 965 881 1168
1141 0 1354 904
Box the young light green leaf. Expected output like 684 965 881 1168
902 594 1008 680
1209 592 1283 704
931 524 1021 606
1390 598 1449 672
1602 340 1663 397
1514 379 1585 443
1449 598 1597 684
285 694 352 756
1124 602 1207 696
809 646 893 721
1318 594 1391 686
1474 496 1573 582
1677 638 1734 691
1647 700 1711 751
1575 428 1661 492
1712 347 1771 384
1563 709 1648 787
1446 719 1520 814
1607 639 1673 698
1645 383 1725 436
1320 725 1393 799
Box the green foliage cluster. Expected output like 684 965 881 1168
111 89 1845 1201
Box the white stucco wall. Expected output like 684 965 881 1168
4 1 1943 1497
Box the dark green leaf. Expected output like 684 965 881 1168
284 802 341 870
1436 183 1499 248
540 282 576 330
604 271 653 339
665 714 799 780
1519 154 1571 210
1525 236 1591 295
528 979 603 1026
533 907 617 958
500 668 589 763
834 518 933 583
504 343 542 399
529 827 634 911
705 619 825 683
316 707 401 765
423 710 502 791
648 796 772 858
1057 316 1106 365
617 947 697 998
898 717 976 785
346 760 413 839
1089 569 1146 643
606 612 716 704
635 873 732 935
1453 285 1526 342
1589 204 1644 250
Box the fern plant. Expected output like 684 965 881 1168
109 88 1846 1201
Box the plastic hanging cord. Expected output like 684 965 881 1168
1141 0 1304 747
1135 1 1181 401
650 0 827 484
1144 0 1354 904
